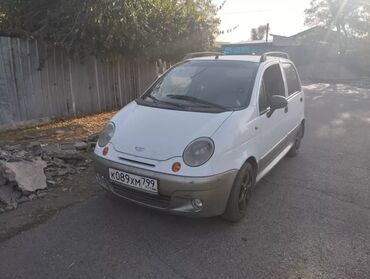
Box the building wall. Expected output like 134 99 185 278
271 36 296 47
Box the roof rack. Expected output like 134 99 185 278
260 51 290 62
183 52 223 60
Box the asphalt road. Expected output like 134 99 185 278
1 83 369 279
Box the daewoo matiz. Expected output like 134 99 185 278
94 52 305 222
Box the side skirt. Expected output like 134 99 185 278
256 124 300 183
256 143 293 183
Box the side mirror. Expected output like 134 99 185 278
267 95 288 117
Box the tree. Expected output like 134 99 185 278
250 25 267 40
0 0 220 61
304 0 370 53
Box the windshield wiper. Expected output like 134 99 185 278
166 95 228 111
145 95 159 102
143 95 186 109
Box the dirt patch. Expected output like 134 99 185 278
0 111 116 145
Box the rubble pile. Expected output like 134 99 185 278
0 134 98 212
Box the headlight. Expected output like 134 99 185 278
98 122 115 147
183 137 214 167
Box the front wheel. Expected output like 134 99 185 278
222 162 255 222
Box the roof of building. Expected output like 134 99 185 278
270 26 323 39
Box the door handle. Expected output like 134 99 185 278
284 106 288 113
300 97 303 102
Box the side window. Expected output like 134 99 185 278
262 64 286 98
283 63 301 96
258 81 269 113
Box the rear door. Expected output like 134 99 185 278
254 63 289 171
282 62 304 132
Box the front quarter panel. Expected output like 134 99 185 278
210 107 260 174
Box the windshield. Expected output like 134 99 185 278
141 60 258 111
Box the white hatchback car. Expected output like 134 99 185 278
94 52 305 222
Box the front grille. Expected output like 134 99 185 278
110 183 171 209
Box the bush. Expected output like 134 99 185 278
0 0 219 61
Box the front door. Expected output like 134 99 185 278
254 63 289 171
282 62 304 132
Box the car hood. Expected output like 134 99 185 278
110 101 233 160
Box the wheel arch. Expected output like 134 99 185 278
245 156 258 176
301 119 305 138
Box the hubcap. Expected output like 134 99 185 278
238 171 252 212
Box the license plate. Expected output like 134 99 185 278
109 168 158 194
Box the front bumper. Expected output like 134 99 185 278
94 155 238 217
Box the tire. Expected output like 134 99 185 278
287 124 303 157
222 161 256 222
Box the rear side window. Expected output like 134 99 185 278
283 63 301 95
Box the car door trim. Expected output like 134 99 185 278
258 123 300 172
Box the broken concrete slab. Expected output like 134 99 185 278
1 144 23 152
2 158 47 192
60 142 76 151
74 141 89 151
0 150 12 161
16 195 30 204
1 166 15 181
52 151 85 164
27 141 43 156
0 135 93 212
59 141 89 151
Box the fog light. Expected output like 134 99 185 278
192 198 203 209
102 146 109 156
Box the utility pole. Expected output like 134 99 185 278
266 23 270 42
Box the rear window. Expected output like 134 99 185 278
143 60 259 110
282 63 301 96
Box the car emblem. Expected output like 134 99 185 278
135 146 145 152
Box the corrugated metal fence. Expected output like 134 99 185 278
0 36 158 130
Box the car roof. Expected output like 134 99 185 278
187 55 291 64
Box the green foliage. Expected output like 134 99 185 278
304 0 370 54
0 0 220 61
250 25 267 40
304 0 370 38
